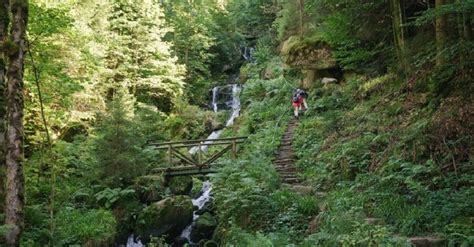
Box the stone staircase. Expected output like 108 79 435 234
273 118 302 185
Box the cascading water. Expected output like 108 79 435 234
181 83 241 243
190 83 241 154
179 181 212 243
242 46 255 61
212 87 219 113
127 82 241 246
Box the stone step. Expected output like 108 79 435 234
408 237 446 247
278 172 297 176
274 159 294 164
276 168 298 173
282 177 301 184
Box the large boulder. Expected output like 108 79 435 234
190 212 217 243
281 36 336 70
137 195 194 242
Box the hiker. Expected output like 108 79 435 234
292 88 309 118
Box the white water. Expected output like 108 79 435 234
179 181 212 242
189 84 241 154
181 83 241 242
212 87 219 113
242 47 255 61
126 234 143 247
127 83 240 246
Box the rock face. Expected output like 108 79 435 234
137 195 194 242
281 36 337 70
190 212 217 243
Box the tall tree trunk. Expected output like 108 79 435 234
435 0 447 66
390 0 407 75
298 0 304 37
462 0 472 41
5 0 28 245
0 0 10 224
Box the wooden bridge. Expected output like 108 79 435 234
149 136 247 177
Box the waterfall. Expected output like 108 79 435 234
128 83 241 246
225 84 241 127
179 181 212 243
242 47 255 61
190 83 241 154
181 82 241 243
212 87 219 113
126 235 143 247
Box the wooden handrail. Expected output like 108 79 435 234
153 140 246 150
149 136 248 146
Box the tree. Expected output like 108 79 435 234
390 0 407 74
94 90 145 186
104 0 185 112
435 0 447 66
0 0 9 222
4 0 28 245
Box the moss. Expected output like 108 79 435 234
169 176 193 195
281 35 336 70
137 195 193 241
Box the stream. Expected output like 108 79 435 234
126 82 241 246
181 83 241 243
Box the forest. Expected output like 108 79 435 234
0 0 473 246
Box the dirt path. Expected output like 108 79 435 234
273 118 301 184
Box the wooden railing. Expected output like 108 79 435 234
149 136 247 176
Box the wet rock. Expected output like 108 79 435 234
190 212 217 243
137 195 194 242
169 176 193 195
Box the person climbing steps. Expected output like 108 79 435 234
291 88 309 118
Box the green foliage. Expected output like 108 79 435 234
94 92 148 185
94 187 136 209
54 208 116 246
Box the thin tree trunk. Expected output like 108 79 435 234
462 0 472 41
5 0 28 245
435 0 447 66
390 0 407 75
0 0 10 225
298 0 304 37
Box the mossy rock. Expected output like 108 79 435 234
203 240 218 247
137 195 194 242
134 175 166 204
191 177 204 198
281 35 336 70
190 212 217 243
169 176 193 195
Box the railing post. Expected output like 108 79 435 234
231 139 236 160
198 142 203 167
168 144 172 166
